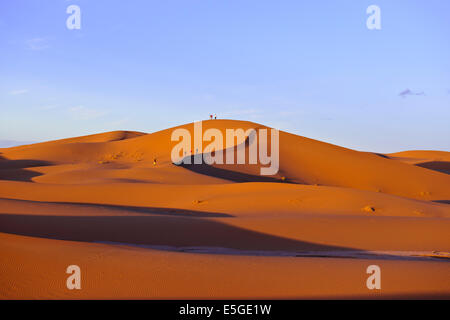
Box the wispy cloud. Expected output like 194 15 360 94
200 93 215 101
26 37 50 51
221 108 261 117
10 89 28 95
68 105 108 120
399 89 425 98
107 117 131 127
39 104 58 110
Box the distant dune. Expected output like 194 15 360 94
386 150 450 175
0 140 37 148
1 120 449 299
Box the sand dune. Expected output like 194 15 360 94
0 119 449 299
2 120 449 198
385 150 450 175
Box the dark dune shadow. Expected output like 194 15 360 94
0 213 354 252
0 214 444 261
373 153 450 175
176 147 291 183
179 158 286 183
172 130 288 183
373 153 390 159
433 200 450 205
0 154 52 182
415 161 450 175
0 168 43 182
173 130 305 184
0 197 232 218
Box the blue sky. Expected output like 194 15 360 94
1 0 449 152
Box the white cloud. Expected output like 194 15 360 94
26 37 50 51
221 108 261 117
10 89 28 95
39 104 58 110
200 93 215 101
107 117 130 127
68 105 108 120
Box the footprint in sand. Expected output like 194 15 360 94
363 205 376 213
288 199 302 206
192 199 207 205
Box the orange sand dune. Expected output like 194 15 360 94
1 232 449 299
388 150 450 161
385 150 450 175
0 119 449 299
2 120 449 199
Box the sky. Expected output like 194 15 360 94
0 0 449 152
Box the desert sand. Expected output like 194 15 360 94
0 119 449 299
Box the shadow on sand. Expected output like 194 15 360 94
179 159 286 183
0 213 352 252
0 154 51 182
415 161 450 175
0 198 233 218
